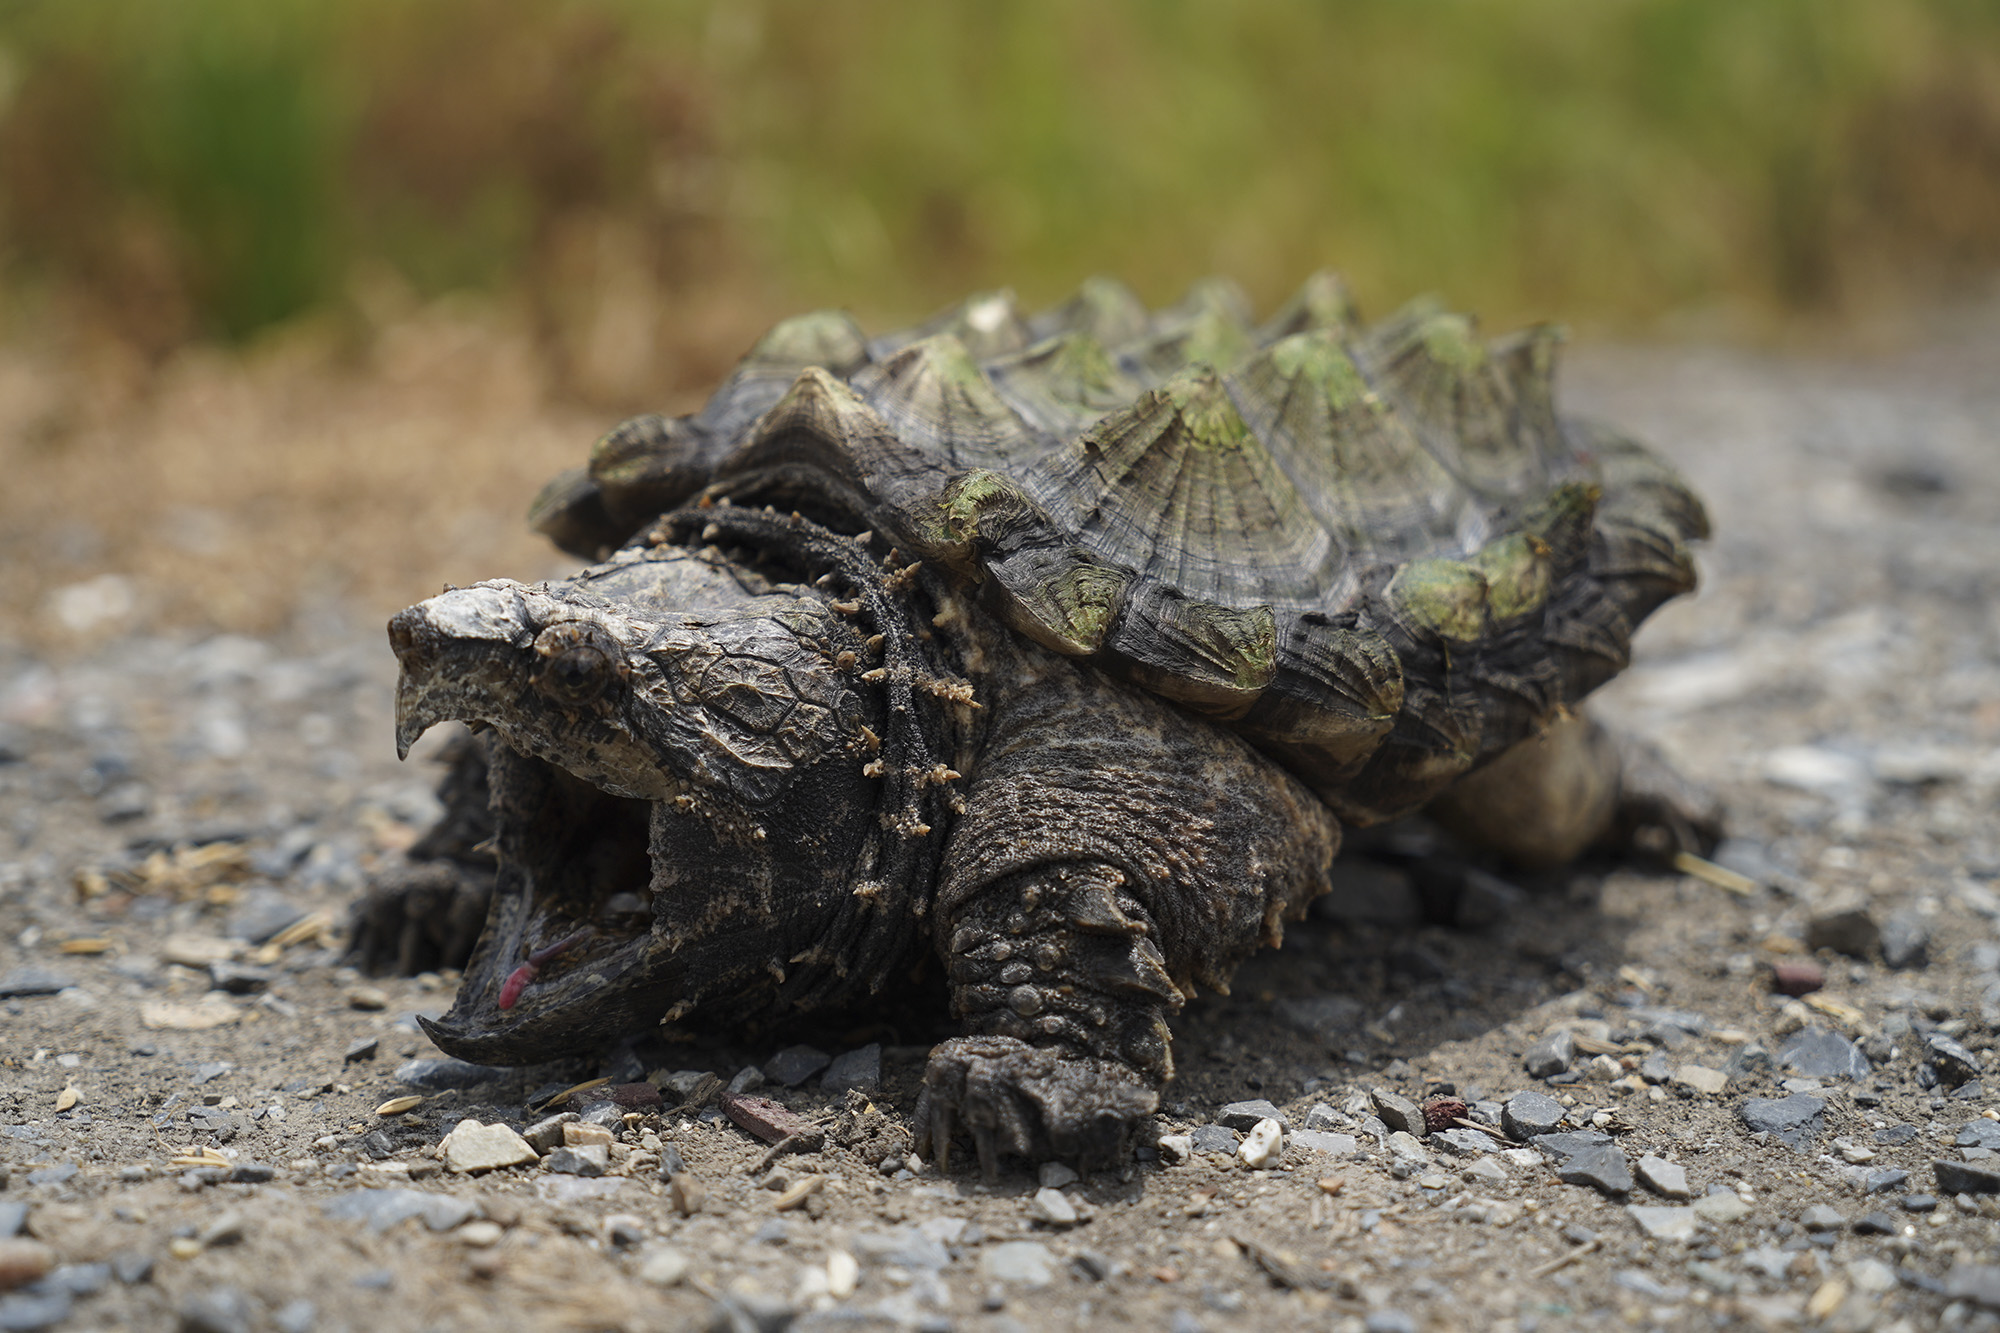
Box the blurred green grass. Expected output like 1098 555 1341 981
2 0 1997 365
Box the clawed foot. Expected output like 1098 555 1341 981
347 860 493 976
917 1035 1157 1180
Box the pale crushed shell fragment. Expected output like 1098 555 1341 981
826 1250 859 1299
440 1119 537 1173
54 1086 78 1112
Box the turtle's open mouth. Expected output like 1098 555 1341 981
418 756 674 1064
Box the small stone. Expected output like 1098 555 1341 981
1933 1159 2000 1195
821 1044 881 1097
1555 1143 1632 1196
1639 1051 1671 1085
1188 1124 1239 1155
1156 1135 1194 1165
1674 1065 1729 1097
272 1300 316 1333
1901 1194 1937 1213
0 970 75 999
1770 960 1825 996
1947 1264 2000 1311
1028 1188 1078 1228
1636 1156 1691 1199
1776 1027 1870 1081
1386 1132 1431 1165
109 1251 153 1285
1364 1312 1418 1333
1738 1093 1826 1149
1238 1118 1284 1168
1219 1099 1286 1131
1853 1212 1898 1236
1875 1123 1918 1146
395 1058 505 1090
1627 1205 1698 1241
1465 1158 1508 1186
176 1288 255 1333
342 1037 379 1064
1501 1091 1565 1141
543 1146 607 1177
0 1205 25 1239
441 1119 537 1174
522 1112 579 1154
718 1092 819 1147
638 1246 690 1287
762 1045 831 1088
345 986 389 1011
1954 1080 1986 1101
1303 1102 1341 1131
457 1222 503 1248
980 1241 1056 1288
0 1239 56 1289
1287 1131 1357 1157
563 1122 613 1149
1880 913 1931 970
1926 1034 1983 1087
1803 905 1880 959
197 1211 246 1248
1370 1089 1424 1137
604 1215 645 1248
226 1163 274 1185
667 1173 706 1217
1800 1204 1847 1231
1692 1193 1750 1224
1865 1168 1909 1193
1523 1030 1575 1079
726 1066 765 1095
1038 1162 1079 1190
1958 1121 2000 1150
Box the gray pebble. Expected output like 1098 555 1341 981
1639 1051 1672 1085
193 1061 234 1086
0 969 75 999
1875 1124 1918 1146
1636 1155 1690 1199
109 1250 153 1285
980 1240 1057 1288
1370 1089 1424 1137
1364 1311 1418 1333
726 1066 765 1095
1775 1027 1870 1081
1038 1162 1079 1189
342 1037 379 1064
1802 906 1879 959
1934 1158 2000 1195
763 1045 831 1088
1800 1203 1847 1231
351 1269 393 1291
393 1058 505 1090
226 890 307 945
226 1163 274 1185
1188 1125 1239 1155
272 1299 316 1333
177 1287 255 1333
0 1203 24 1238
1302 1102 1341 1131
24 1164 76 1187
1854 1212 1897 1235
1958 1121 2000 1150
821 1044 882 1097
523 1112 580 1154
1523 1030 1575 1079
1554 1143 1632 1196
49 1263 109 1297
543 1146 606 1177
1501 1091 1565 1141
1738 1093 1826 1149
1879 912 1929 970
206 961 273 995
1217 1099 1285 1131
1902 1194 1937 1213
1530 1130 1611 1159
1866 1168 1910 1193
0 1291 72 1332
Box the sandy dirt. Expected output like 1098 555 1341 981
2 306 1999 1332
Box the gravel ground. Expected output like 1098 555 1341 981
2 316 1999 1333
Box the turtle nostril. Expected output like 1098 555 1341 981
387 611 424 663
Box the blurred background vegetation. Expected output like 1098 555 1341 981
2 0 1999 643
3 0 1999 394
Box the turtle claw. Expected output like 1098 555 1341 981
921 1035 1157 1175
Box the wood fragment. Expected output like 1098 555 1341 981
1529 1238 1600 1278
773 1175 826 1211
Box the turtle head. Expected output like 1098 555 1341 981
387 568 890 1064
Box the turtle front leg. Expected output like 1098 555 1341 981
918 655 1340 1176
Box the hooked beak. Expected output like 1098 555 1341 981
387 584 532 760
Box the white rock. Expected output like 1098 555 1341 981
638 1245 690 1286
826 1251 859 1299
1156 1134 1194 1165
1038 1162 1079 1189
1386 1131 1431 1164
1464 1158 1509 1186
1238 1118 1284 1168
1289 1130 1358 1157
1628 1205 1699 1242
1028 1187 1078 1227
980 1240 1055 1287
1637 1155 1692 1200
441 1119 537 1174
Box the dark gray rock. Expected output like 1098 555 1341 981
524 1112 579 1154
1902 1194 1937 1213
1523 1030 1575 1079
24 1164 76 1186
319 1189 474 1234
1947 1263 2000 1311
0 969 75 998
1959 1121 2000 1150
1188 1124 1239 1155
821 1044 881 1098
1866 1168 1910 1193
1639 1051 1672 1085
49 1263 109 1296
193 1062 233 1085
1776 1027 1870 1081
1532 1131 1613 1159
1954 1081 1986 1101
1875 1123 1918 1146
1926 1034 1983 1087
1554 1143 1632 1196
1854 1212 1897 1235
1880 912 1931 970
225 889 307 944
1802 906 1879 959
1738 1093 1826 1149
1273 994 1366 1040
1724 1043 1772 1080
1218 1099 1285 1131
763 1045 831 1088
109 1250 154 1284
1369 1089 1424 1137
1934 1159 2000 1195
357 1130 394 1160
342 1037 378 1064
543 1147 605 1177
226 1163 274 1185
394 1058 506 1090
1501 1091 1566 1141
206 961 273 995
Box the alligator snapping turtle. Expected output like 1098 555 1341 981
358 273 1711 1171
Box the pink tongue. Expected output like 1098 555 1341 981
496 931 588 1011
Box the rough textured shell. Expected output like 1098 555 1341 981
531 273 1707 823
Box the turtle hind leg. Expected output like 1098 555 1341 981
1426 710 1721 869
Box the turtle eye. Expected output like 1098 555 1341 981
533 625 617 704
